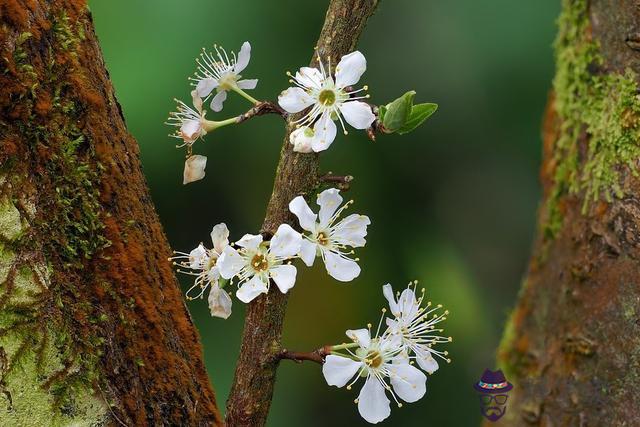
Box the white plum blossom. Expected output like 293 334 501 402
278 50 375 152
217 224 302 303
383 282 452 374
167 90 209 146
323 327 427 424
192 41 258 111
183 154 207 184
289 126 314 153
171 223 233 319
289 188 370 282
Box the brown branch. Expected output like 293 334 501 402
225 1 381 425
236 101 287 123
319 172 354 191
279 346 332 365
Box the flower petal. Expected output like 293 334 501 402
191 89 204 112
183 155 207 185
398 287 419 320
289 127 314 153
269 264 297 294
270 224 302 257
278 87 314 113
210 90 228 112
357 377 391 424
382 284 399 316
311 113 337 152
298 238 317 267
188 244 208 269
208 286 232 319
389 360 427 403
210 223 229 254
323 250 360 282
346 328 371 348
338 100 375 129
234 41 251 74
237 79 258 90
236 275 268 303
217 246 245 279
416 347 439 374
332 214 370 247
322 355 362 387
335 51 367 88
196 77 218 98
317 188 343 226
289 196 317 232
296 67 323 90
236 233 263 249
180 119 202 143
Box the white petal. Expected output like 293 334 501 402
357 377 391 424
323 250 360 282
398 288 419 320
236 275 268 303
188 244 208 269
416 347 439 374
296 67 323 90
236 233 263 249
289 196 317 232
335 51 367 88
269 264 297 294
183 155 207 185
322 355 362 387
278 87 314 113
298 238 317 267
217 246 245 279
289 127 314 153
196 77 218 98
180 119 202 143
382 284 399 316
210 90 228 112
208 286 232 319
191 90 204 112
237 79 258 90
389 361 427 403
332 214 370 247
317 188 343 226
339 100 375 129
210 223 229 254
270 224 302 257
346 328 371 348
234 41 251 74
311 113 337 153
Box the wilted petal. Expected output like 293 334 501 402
311 113 337 153
196 77 218 98
389 360 427 403
335 51 367 88
236 275 268 303
332 214 370 247
278 87 314 113
346 328 371 348
210 90 228 112
322 355 362 387
289 196 317 232
296 67 323 90
323 250 360 282
188 244 208 269
270 224 302 257
289 127 314 153
317 188 343 226
234 41 251 74
183 155 207 185
217 246 245 279
180 120 202 143
339 100 375 129
210 223 229 254
237 79 258 90
269 264 297 294
191 90 204 112
208 286 232 319
357 377 391 424
298 238 317 267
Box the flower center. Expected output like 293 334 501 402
251 253 269 272
365 351 383 369
218 72 238 91
316 231 330 246
318 89 336 106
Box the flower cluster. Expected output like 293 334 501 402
171 188 369 316
323 282 451 424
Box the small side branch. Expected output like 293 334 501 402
279 346 332 365
320 172 354 191
236 101 287 123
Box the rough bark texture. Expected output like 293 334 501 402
224 1 380 425
496 0 640 425
0 1 220 425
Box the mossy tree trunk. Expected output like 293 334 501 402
497 0 640 425
0 1 220 425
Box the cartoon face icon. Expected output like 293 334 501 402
473 369 513 422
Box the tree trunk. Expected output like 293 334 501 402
0 1 221 425
224 1 380 425
497 0 640 425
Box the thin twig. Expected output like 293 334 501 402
236 101 287 123
279 346 332 364
319 172 354 191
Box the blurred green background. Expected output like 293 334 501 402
89 1 559 425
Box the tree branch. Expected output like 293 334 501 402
236 101 287 123
279 346 332 365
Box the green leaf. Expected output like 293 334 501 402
382 90 415 132
397 103 438 135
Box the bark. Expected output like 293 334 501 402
224 1 380 425
496 0 640 425
0 1 220 425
